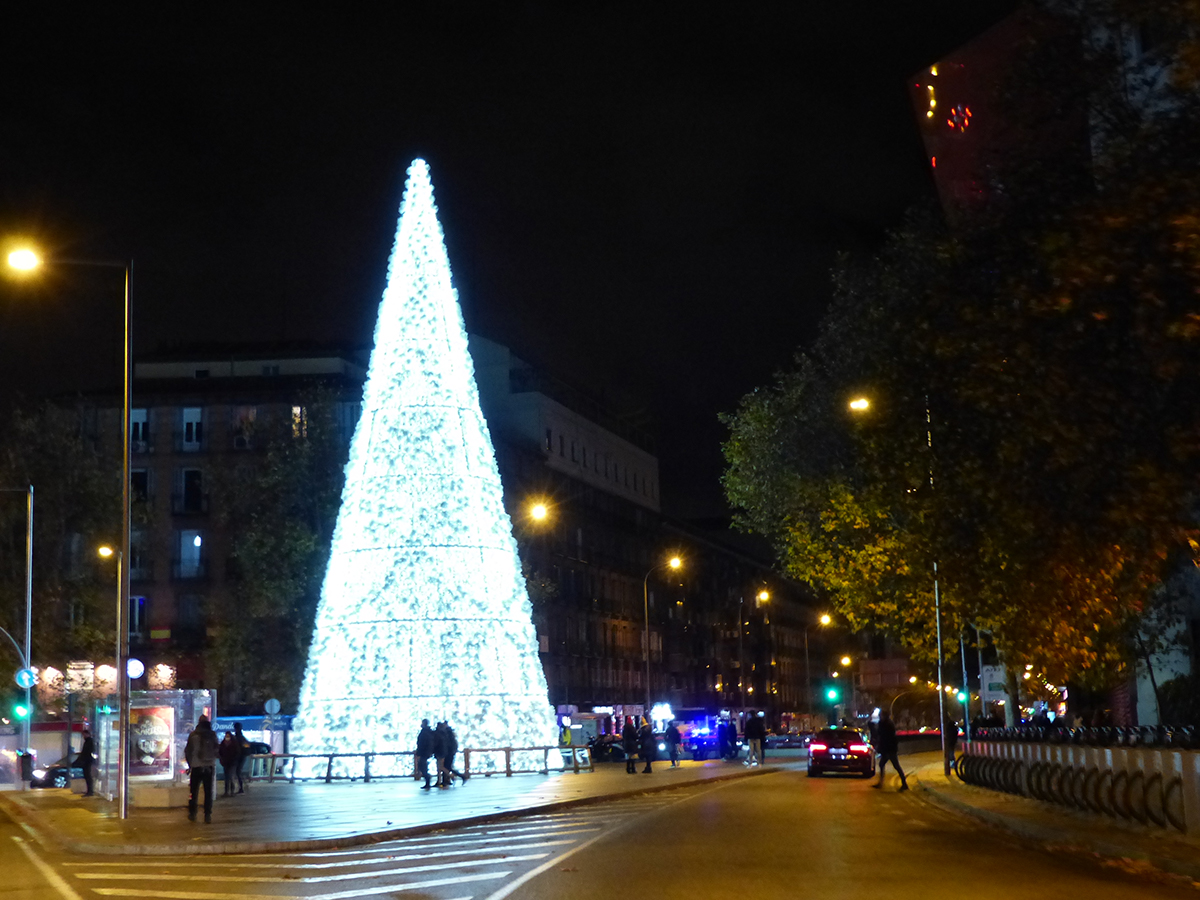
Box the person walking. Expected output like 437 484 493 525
415 718 435 789
665 721 682 768
944 712 961 772
873 709 908 791
622 717 639 775
432 722 449 788
744 711 766 767
232 722 251 793
717 720 730 761
76 729 95 797
442 721 465 784
185 715 219 823
218 732 238 796
639 718 655 774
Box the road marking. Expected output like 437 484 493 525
78 852 546 883
92 869 509 899
65 838 578 870
11 836 86 900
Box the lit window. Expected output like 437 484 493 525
292 405 308 439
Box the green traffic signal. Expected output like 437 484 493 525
825 687 840 702
12 703 29 720
956 691 967 703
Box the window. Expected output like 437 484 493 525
544 428 553 452
232 406 256 449
130 530 151 580
262 364 280 376
130 409 150 449
130 469 149 502
571 441 577 462
130 595 147 636
179 468 204 513
582 447 587 467
176 530 203 578
181 408 203 451
292 405 308 439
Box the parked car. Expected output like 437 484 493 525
30 756 84 789
806 728 875 778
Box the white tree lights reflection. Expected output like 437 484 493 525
290 160 556 776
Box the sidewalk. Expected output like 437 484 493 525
911 757 1200 882
0 758 791 856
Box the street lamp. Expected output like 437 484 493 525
642 556 681 715
528 502 548 522
97 545 128 808
849 394 949 775
7 246 133 816
738 589 769 724
804 613 832 723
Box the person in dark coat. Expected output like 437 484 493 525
873 709 908 791
432 722 449 787
218 732 238 796
185 715 219 823
441 722 465 784
75 729 95 797
744 711 766 766
415 719 435 789
638 719 656 774
665 721 682 768
232 722 251 793
621 717 639 774
717 721 730 760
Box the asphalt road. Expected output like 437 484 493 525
0 758 1195 899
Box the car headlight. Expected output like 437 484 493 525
32 769 46 780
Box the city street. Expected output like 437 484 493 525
0 756 1194 899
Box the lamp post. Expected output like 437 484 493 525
804 613 831 723
8 247 132 816
642 557 681 716
97 546 127 808
849 394 950 776
0 486 33 761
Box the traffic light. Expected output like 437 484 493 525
12 702 29 720
825 687 840 702
956 691 967 704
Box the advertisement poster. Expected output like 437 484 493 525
128 706 174 780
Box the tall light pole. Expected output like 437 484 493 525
849 395 949 775
804 612 832 724
738 589 769 725
8 247 132 816
642 556 681 716
97 546 126 809
0 487 33 761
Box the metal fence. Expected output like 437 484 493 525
245 745 594 784
958 739 1200 835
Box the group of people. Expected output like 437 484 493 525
619 716 682 773
414 718 464 789
184 717 254 823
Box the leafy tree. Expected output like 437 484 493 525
723 0 1200 689
210 391 346 709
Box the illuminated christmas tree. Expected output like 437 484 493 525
291 159 556 775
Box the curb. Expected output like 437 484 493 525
0 764 782 857
911 767 1200 884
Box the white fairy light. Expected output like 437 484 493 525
291 159 556 776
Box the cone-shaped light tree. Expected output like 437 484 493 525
290 159 556 774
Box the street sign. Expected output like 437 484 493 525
14 668 35 689
264 698 281 715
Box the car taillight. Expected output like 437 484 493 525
849 744 870 752
809 743 827 751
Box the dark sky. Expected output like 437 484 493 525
1 3 1015 518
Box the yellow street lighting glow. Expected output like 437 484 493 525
97 546 114 558
909 675 918 684
831 671 839 678
529 502 548 521
7 248 41 271
668 557 681 570
1025 664 1033 670
849 397 870 411
1023 672 1032 679
819 614 832 626
757 590 769 603
840 656 851 667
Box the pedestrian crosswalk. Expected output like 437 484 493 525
57 795 681 900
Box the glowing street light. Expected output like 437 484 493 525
9 242 133 817
643 555 684 714
909 675 919 684
529 502 548 522
848 397 870 412
840 655 852 667
819 613 832 626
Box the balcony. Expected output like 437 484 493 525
172 430 207 453
171 492 209 515
170 559 209 582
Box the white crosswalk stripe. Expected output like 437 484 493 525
63 794 685 900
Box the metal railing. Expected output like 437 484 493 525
244 745 594 784
958 739 1200 835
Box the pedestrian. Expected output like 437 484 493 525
622 717 639 774
432 722 449 788
639 718 655 774
717 720 730 760
744 711 766 767
415 718 435 789
232 722 251 793
873 709 908 791
219 732 238 796
185 715 219 823
76 728 95 797
442 721 466 783
944 713 960 771
665 720 682 768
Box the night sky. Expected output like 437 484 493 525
1 4 1014 518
